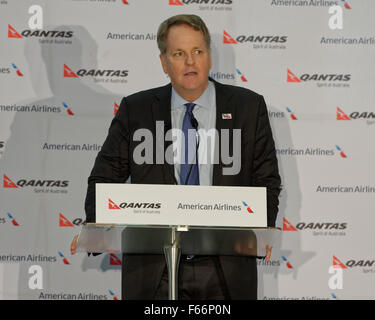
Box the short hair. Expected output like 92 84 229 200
157 14 211 55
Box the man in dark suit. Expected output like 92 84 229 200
72 14 281 300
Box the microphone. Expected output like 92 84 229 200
190 115 198 131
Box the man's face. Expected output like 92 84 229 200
160 24 212 101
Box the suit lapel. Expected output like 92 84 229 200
152 84 175 184
212 80 235 186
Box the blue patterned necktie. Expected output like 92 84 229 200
181 103 199 260
180 103 199 185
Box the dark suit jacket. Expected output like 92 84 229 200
85 79 281 299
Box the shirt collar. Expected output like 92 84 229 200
171 80 215 110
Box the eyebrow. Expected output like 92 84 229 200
171 46 204 52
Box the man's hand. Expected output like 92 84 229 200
71 234 79 255
265 245 272 262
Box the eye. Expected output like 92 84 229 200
194 49 203 55
173 51 183 57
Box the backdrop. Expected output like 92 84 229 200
0 0 374 300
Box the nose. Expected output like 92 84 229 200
185 52 195 65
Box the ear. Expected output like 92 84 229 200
159 54 168 75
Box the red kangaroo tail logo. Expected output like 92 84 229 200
8 25 22 38
59 213 74 227
3 174 18 188
337 107 351 120
114 102 119 116
287 69 301 82
169 0 183 5
223 30 237 44
110 254 122 265
283 218 297 231
333 255 347 269
64 64 78 78
109 199 121 210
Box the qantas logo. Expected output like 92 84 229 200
337 107 351 120
223 30 287 44
287 69 301 82
283 218 347 231
3 174 69 188
64 64 128 78
59 213 74 227
337 107 375 121
64 64 78 78
8 25 73 39
59 213 86 227
223 30 237 44
109 199 121 210
109 199 161 210
169 0 232 5
283 218 297 231
287 68 351 82
333 255 375 269
109 254 122 266
333 255 347 269
8 25 22 38
4 174 18 188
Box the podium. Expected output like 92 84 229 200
76 183 281 300
76 224 281 300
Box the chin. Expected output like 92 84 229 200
182 79 205 90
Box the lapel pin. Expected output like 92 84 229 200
222 113 232 120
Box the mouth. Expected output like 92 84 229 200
184 71 198 76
